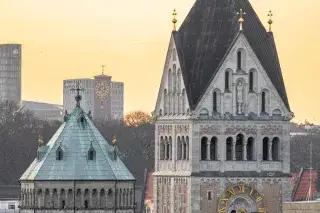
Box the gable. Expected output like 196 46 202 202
154 34 190 119
195 33 291 119
174 0 290 111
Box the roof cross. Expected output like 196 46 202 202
101 65 106 75
70 81 85 107
237 9 246 31
268 10 273 32
172 9 177 31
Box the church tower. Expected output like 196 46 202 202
153 1 293 213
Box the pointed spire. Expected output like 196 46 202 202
237 9 246 31
268 10 273 32
172 9 177 31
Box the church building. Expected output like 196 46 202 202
153 0 294 213
19 83 136 213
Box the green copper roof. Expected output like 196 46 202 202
20 106 135 181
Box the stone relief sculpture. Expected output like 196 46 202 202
236 81 244 114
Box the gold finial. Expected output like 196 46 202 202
268 10 273 32
101 65 105 75
112 135 117 145
237 9 246 31
38 135 44 146
172 9 177 31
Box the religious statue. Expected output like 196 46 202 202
236 81 244 114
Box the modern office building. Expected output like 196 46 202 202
63 74 124 121
0 44 21 103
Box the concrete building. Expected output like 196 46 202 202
22 100 63 121
0 44 21 103
0 185 20 213
63 74 124 121
19 91 136 213
153 1 294 213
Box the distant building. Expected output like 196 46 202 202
63 74 124 121
0 44 21 103
20 90 135 212
22 100 63 121
0 185 20 213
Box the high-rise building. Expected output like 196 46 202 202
0 44 21 103
153 1 294 213
63 74 124 121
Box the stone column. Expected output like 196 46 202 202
232 141 236 161
169 142 172 160
97 190 101 207
80 191 84 208
164 141 168 160
186 142 189 160
181 141 184 160
57 191 61 208
243 141 247 161
206 140 210 160
232 83 236 115
49 189 53 208
66 192 69 208
268 140 273 161
89 190 92 208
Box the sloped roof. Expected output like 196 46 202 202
20 105 135 181
173 0 290 110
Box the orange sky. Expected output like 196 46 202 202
0 0 319 123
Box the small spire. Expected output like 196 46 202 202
112 135 117 146
268 10 273 32
237 9 246 31
38 135 44 147
101 65 105 75
172 9 177 31
70 81 85 107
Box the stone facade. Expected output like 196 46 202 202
283 201 320 213
20 181 135 213
153 21 293 213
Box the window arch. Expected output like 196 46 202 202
237 51 242 70
272 137 280 161
247 137 255 161
225 71 230 91
173 64 177 93
200 108 209 119
56 147 63 160
164 89 168 114
88 147 96 161
261 91 266 113
235 134 244 160
182 89 186 114
177 69 181 92
213 91 217 112
210 137 218 160
262 137 269 161
168 69 172 92
226 137 233 160
249 71 254 91
160 137 165 160
200 137 208 160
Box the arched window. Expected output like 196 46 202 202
200 137 208 160
261 92 266 113
225 71 229 91
177 136 182 160
235 134 244 160
164 89 168 114
226 137 233 160
177 69 181 92
213 91 217 112
173 64 177 93
168 69 172 92
160 137 165 160
249 71 254 91
200 108 209 119
56 147 63 160
262 137 269 161
272 137 280 161
210 137 218 160
182 89 186 114
247 137 255 161
237 51 242 70
88 148 95 161
207 191 212 200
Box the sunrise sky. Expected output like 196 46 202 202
0 0 319 123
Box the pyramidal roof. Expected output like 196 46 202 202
20 104 135 181
173 0 290 110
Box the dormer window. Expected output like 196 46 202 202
56 147 63 160
249 71 254 91
237 51 242 70
225 71 230 91
88 148 96 161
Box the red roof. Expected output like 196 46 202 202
292 169 318 201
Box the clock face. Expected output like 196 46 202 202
95 81 109 100
217 184 266 213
